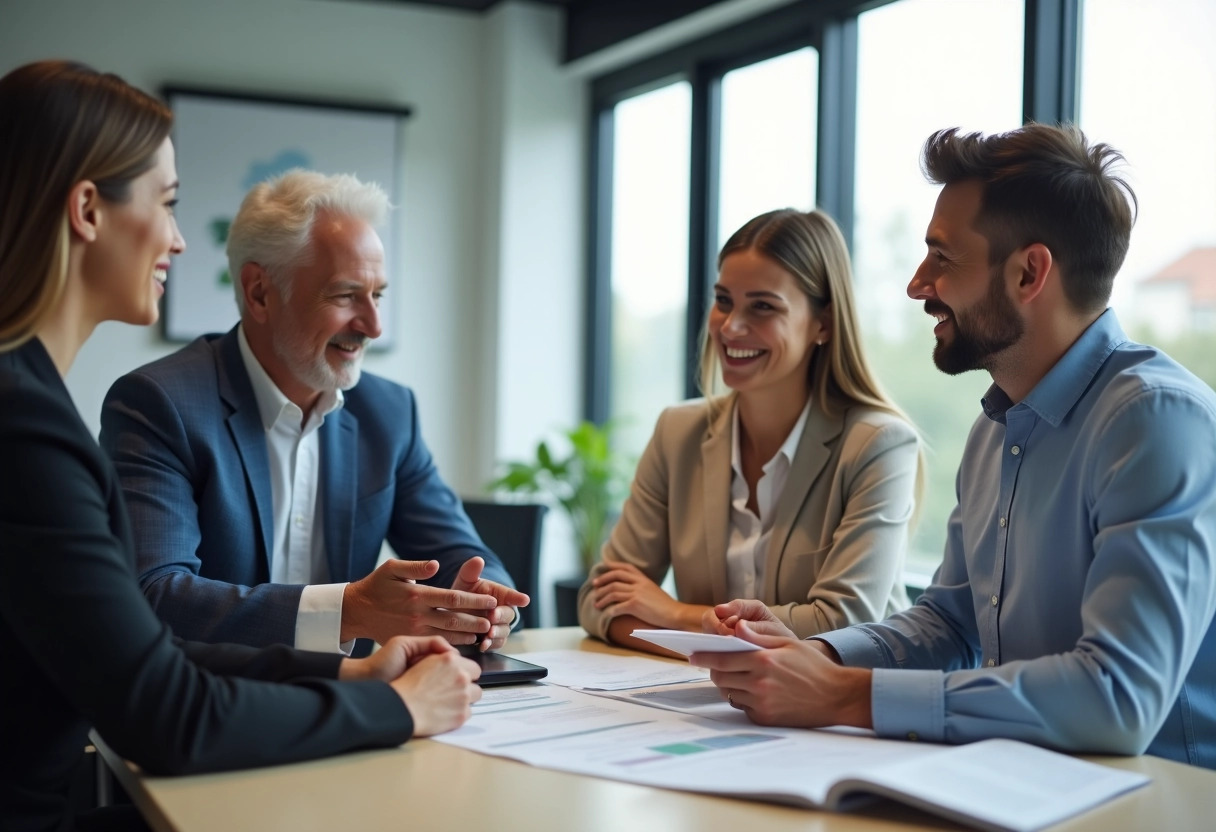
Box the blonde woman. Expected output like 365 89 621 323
578 209 922 655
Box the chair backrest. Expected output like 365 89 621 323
461 499 548 629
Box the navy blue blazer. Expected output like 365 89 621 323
99 327 510 650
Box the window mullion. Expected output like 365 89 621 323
817 16 859 248
584 105 615 424
1024 0 1081 124
685 65 721 401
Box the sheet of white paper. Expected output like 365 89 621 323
581 681 740 722
629 629 763 655
504 649 707 690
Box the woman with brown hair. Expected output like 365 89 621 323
578 208 923 655
0 60 481 832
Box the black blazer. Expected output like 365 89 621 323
0 340 413 832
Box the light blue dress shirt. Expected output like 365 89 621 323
819 310 1216 767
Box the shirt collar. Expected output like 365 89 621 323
730 394 813 475
237 324 343 432
981 308 1128 426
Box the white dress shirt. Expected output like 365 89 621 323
237 327 353 654
724 397 811 600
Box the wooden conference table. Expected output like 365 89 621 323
97 627 1216 832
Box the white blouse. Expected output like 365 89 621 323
723 397 812 600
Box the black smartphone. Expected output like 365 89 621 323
457 646 548 686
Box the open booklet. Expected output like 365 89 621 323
798 736 1149 832
436 681 1149 832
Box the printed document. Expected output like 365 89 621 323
435 682 1149 832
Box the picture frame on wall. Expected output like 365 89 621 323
162 86 412 347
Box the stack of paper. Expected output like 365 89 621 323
464 645 1151 832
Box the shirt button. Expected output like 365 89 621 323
987 659 996 667
907 732 919 741
294 515 305 528
999 517 1007 528
1010 445 1021 455
990 595 998 606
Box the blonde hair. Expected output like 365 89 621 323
0 61 171 351
699 208 925 513
227 170 389 314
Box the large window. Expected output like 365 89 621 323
609 83 692 457
1080 0 1216 388
853 0 1025 577
717 47 818 249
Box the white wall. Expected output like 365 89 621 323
0 0 585 511
482 2 588 619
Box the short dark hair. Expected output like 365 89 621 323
921 124 1137 313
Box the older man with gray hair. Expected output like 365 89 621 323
101 170 526 657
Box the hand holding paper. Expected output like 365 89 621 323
688 623 874 730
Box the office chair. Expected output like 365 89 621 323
461 499 548 629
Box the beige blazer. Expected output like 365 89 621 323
578 397 916 640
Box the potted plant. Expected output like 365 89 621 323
487 421 632 626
